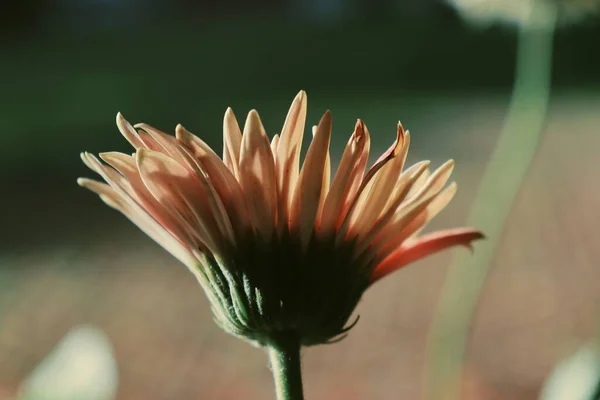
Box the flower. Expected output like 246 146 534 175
78 91 483 347
448 0 600 26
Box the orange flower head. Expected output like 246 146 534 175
78 91 483 346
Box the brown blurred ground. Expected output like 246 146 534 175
0 92 599 399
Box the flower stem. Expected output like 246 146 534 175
268 335 304 400
425 2 557 400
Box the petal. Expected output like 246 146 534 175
353 161 430 256
99 151 207 252
302 123 333 231
116 113 144 149
289 111 332 246
155 143 240 246
385 160 431 210
136 148 225 253
361 122 405 186
133 123 191 164
120 120 171 153
271 134 282 233
83 152 154 215
405 181 458 239
369 161 457 259
370 228 485 283
316 130 331 225
176 148 238 246
238 110 278 238
175 124 231 174
406 164 431 199
371 182 458 262
223 107 243 179
407 159 455 203
336 121 403 241
116 114 180 158
347 124 409 235
318 120 370 238
79 177 196 267
275 91 307 224
78 155 201 266
176 124 251 236
271 133 280 155
99 152 137 175
77 178 119 209
99 152 172 215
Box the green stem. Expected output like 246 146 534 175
425 3 557 400
268 335 304 400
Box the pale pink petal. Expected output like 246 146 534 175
366 125 410 211
311 125 331 226
275 91 307 224
369 182 458 263
238 110 278 238
120 121 169 153
289 111 332 246
406 165 431 199
84 152 153 213
175 148 237 245
116 113 144 148
347 124 408 235
406 159 455 203
223 108 243 179
369 162 457 259
271 133 282 232
133 123 193 163
99 152 175 216
76 178 118 206
271 134 280 155
136 148 224 253
130 129 207 177
370 228 484 283
318 120 370 238
78 177 198 268
115 114 178 157
335 122 371 226
317 147 331 225
385 160 431 210
176 124 251 235
353 161 430 255
407 181 458 238
99 152 137 175
79 153 203 258
360 123 405 186
175 124 232 173
129 136 239 246
336 121 404 241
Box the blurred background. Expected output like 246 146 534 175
1 0 600 399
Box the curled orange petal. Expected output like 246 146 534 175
370 228 485 283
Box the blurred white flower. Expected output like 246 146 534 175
540 344 600 400
18 326 118 400
448 0 600 26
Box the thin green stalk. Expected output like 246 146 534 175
425 3 557 400
268 334 304 400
